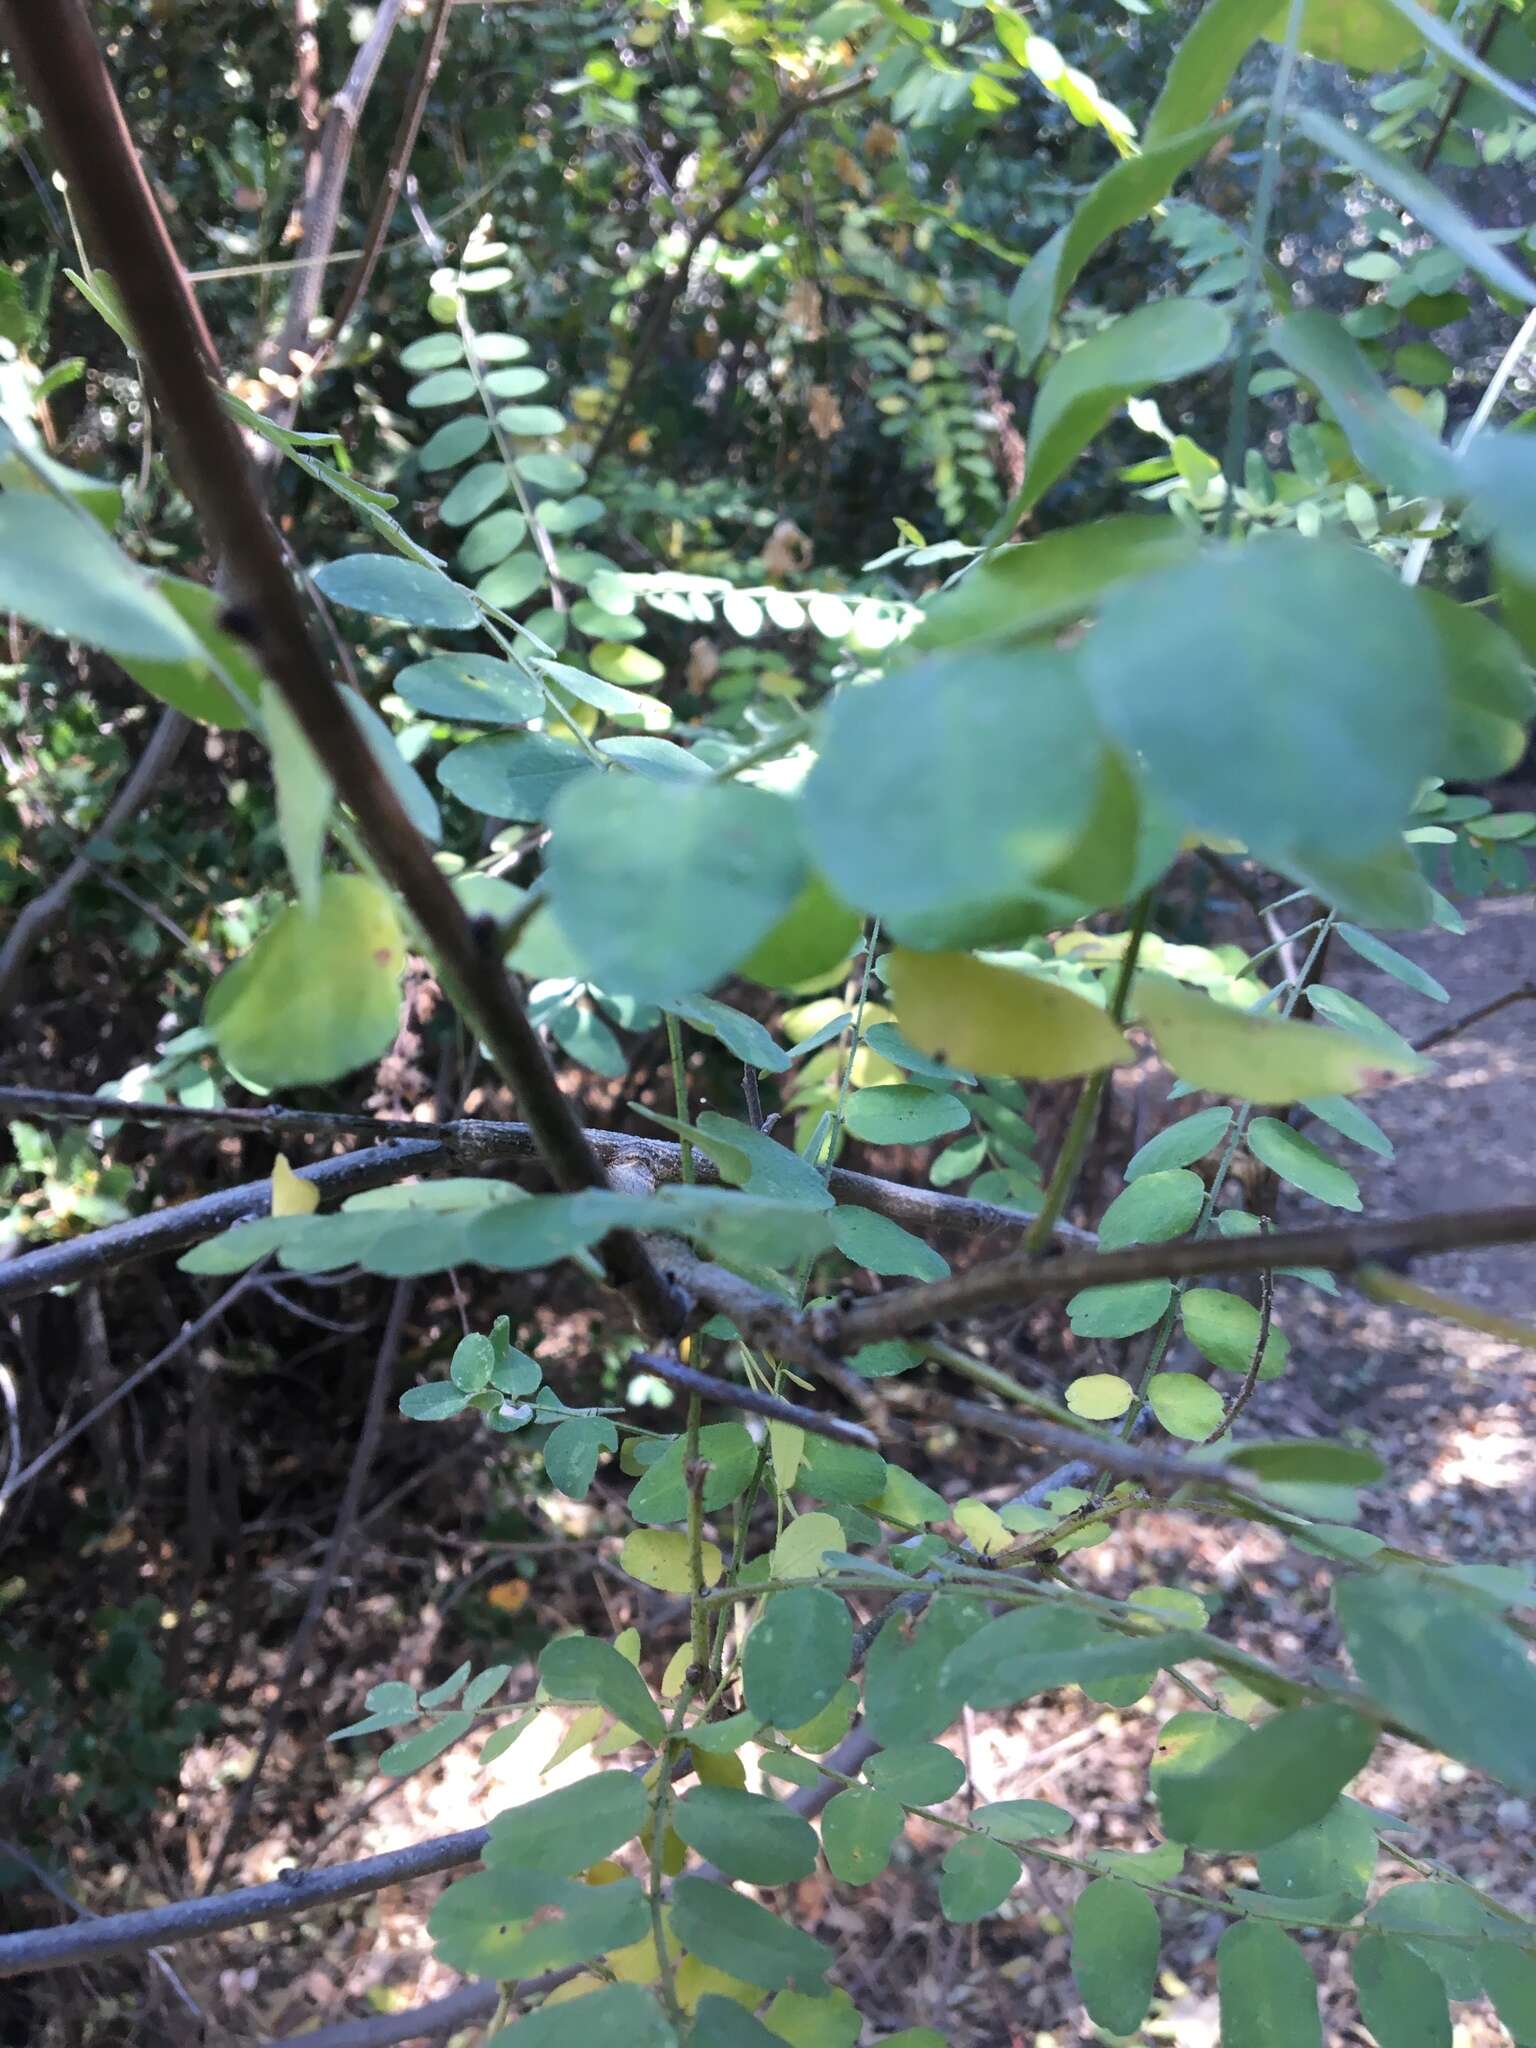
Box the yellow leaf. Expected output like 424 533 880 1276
544 1704 604 1773
955 1497 1013 1557
661 1642 692 1699
613 1627 642 1666
1065 1372 1134 1420
270 1154 320 1218
770 1511 843 1580
485 1578 529 1615
1136 972 1427 1104
769 1419 805 1491
676 1957 761 2014
540 1974 607 2006
609 1918 668 1985
694 1746 747 1790
887 948 1132 1081
620 1530 724 1593
583 1859 626 1885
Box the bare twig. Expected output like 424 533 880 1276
200 1281 415 1891
0 1272 260 1512
590 66 874 465
261 1980 501 2048
313 0 455 363
0 706 189 1012
628 1349 879 1448
817 1202 1536 1351
1201 1250 1273 1445
0 1825 489 1978
0 1137 446 1307
941 1396 1232 1495
265 0 405 387
2 0 679 1335
1413 982 1536 1055
0 1089 1090 1308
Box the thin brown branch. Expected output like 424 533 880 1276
1 0 678 1335
1419 0 1505 172
0 1824 490 1979
818 1202 1536 1351
266 0 405 385
940 1396 1232 1495
1201 1248 1272 1446
261 1981 501 2048
590 66 874 466
1413 981 1536 1055
0 1272 262 1510
628 1349 879 1448
0 1089 1087 1308
200 1281 415 1892
0 1136 446 1308
0 706 189 1012
314 0 454 361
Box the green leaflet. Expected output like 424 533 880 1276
1071 1878 1160 2036
489 1985 677 2048
483 1773 648 1874
1011 114 1250 370
1015 299 1233 517
1153 1705 1376 1851
548 775 806 1000
430 1867 648 1979
1335 1566 1536 1794
1217 1920 1323 2048
1083 538 1447 874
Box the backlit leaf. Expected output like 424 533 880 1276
312 553 480 630
1148 1372 1224 1441
1138 973 1427 1103
1181 1290 1290 1379
483 1773 648 1874
1019 299 1233 514
620 1528 723 1593
205 874 404 1090
887 949 1131 1082
1065 1374 1134 1421
549 776 805 1000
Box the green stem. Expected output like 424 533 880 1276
685 1393 711 1678
1025 889 1154 1254
1217 0 1306 533
667 1012 695 1184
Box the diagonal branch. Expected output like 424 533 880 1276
0 1088 1085 1307
817 1202 1536 1350
309 0 455 369
589 65 874 467
1 0 678 1337
265 0 405 385
199 1280 414 1892
0 1824 490 1979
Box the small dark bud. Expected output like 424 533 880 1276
217 601 263 645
